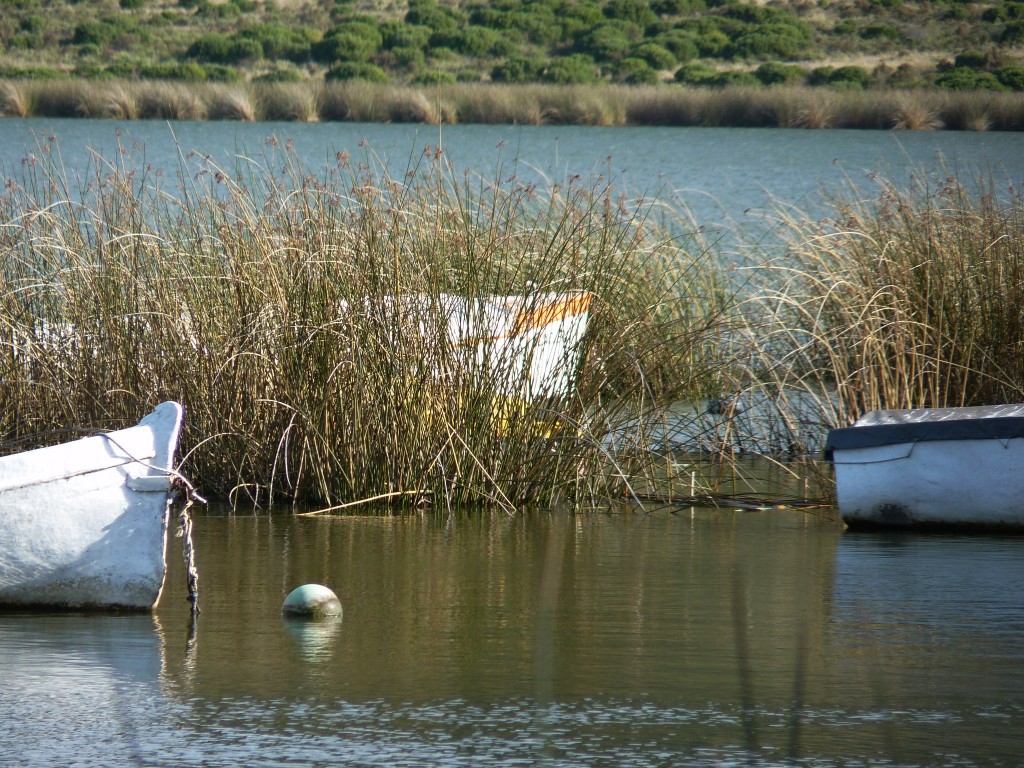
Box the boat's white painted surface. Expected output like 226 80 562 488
348 291 591 401
0 402 184 610
833 437 1024 528
828 404 1024 529
469 292 591 401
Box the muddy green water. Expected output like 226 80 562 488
1 509 1022 766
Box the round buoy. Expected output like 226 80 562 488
281 584 342 619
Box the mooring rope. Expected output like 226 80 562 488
170 477 203 615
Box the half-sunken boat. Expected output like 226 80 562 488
0 401 185 610
354 290 593 401
825 404 1024 530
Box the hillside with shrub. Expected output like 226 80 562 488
1 0 1023 91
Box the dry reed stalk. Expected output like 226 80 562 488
888 92 943 130
384 86 437 123
447 84 542 125
791 92 835 128
742 172 1024 436
103 83 137 120
318 81 390 122
256 82 318 122
0 138 728 510
624 86 701 126
29 80 93 117
206 86 256 121
135 82 206 120
0 81 30 117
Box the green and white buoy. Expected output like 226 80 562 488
281 584 342 619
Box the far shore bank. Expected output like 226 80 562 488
3 79 1023 131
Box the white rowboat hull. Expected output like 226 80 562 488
354 291 592 401
0 402 184 610
825 404 1024 530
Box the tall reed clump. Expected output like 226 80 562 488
0 137 730 510
742 172 1024 435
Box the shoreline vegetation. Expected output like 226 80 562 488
2 139 1023 511
2 0 1023 130
3 79 1024 129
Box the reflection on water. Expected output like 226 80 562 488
281 615 344 664
1 510 1022 767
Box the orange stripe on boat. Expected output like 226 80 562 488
510 292 591 335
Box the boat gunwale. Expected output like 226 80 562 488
825 416 1024 460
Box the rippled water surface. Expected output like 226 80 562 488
2 119 1023 242
2 510 1022 767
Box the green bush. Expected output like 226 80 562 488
19 15 46 33
706 69 759 87
325 62 389 81
431 25 502 57
828 65 872 89
203 64 243 82
311 22 382 64
727 22 813 60
942 4 969 21
405 0 465 36
807 65 834 86
754 61 806 85
673 60 717 85
196 2 240 19
618 57 659 84
509 8 562 45
0 65 62 79
239 23 318 61
72 17 140 46
692 29 730 57
995 65 1024 91
577 21 642 62
651 0 706 13
392 46 426 71
887 62 925 89
491 55 545 83
558 3 605 40
954 51 989 70
1002 21 1024 45
188 34 263 64
632 42 676 70
654 31 698 62
994 3 1024 21
935 67 1008 91
381 23 431 50
603 0 657 27
412 70 455 84
543 53 598 84
861 23 901 41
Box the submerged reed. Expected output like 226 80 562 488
0 137 729 509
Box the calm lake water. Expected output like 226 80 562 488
1 509 1022 767
2 122 1023 765
2 119 1023 248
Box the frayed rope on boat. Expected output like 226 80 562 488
170 475 205 616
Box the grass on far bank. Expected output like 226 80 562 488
3 79 1024 130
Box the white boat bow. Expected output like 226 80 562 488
0 402 185 610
